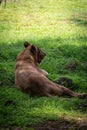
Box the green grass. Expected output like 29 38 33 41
0 86 87 127
0 0 87 129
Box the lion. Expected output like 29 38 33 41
15 42 87 98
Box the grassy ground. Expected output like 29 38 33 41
0 0 87 129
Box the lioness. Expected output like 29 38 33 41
15 42 87 98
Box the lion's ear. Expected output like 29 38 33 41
24 41 30 48
30 45 36 54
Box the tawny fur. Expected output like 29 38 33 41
15 42 87 98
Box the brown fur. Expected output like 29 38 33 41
15 42 87 98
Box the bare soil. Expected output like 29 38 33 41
28 120 78 130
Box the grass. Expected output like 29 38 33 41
0 0 87 129
0 86 87 127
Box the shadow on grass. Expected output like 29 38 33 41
0 86 87 128
0 36 87 87
0 37 87 128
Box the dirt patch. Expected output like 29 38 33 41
1 119 87 130
64 61 77 70
28 119 87 130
